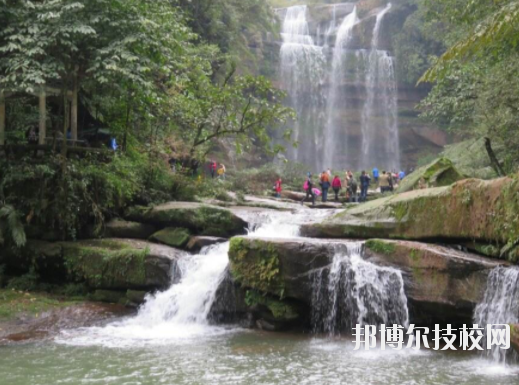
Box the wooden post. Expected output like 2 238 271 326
0 90 5 146
71 74 78 144
39 88 46 145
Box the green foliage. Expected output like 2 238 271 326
229 162 307 195
365 240 396 255
245 289 299 321
6 267 40 292
0 204 27 247
416 0 519 174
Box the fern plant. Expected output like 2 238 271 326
0 204 26 248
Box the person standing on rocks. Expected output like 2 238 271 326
372 167 379 185
301 173 315 206
275 178 282 198
210 160 217 179
332 175 342 201
320 171 330 203
379 171 390 193
359 171 371 202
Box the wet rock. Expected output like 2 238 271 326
301 177 519 263
396 157 464 193
0 302 131 343
186 236 227 253
229 237 507 325
104 219 156 240
125 202 247 237
149 227 191 249
228 237 333 302
126 289 148 305
511 324 519 354
363 239 507 323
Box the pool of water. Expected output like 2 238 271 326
2 327 519 385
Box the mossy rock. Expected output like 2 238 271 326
397 157 464 193
62 240 149 290
149 228 191 249
125 202 247 237
246 290 300 322
104 219 156 240
302 176 519 263
126 289 148 304
228 237 332 302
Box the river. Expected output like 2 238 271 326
1 208 519 384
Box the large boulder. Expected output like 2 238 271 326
103 219 156 240
61 239 184 290
125 202 247 237
149 227 191 249
186 236 227 253
228 237 332 302
363 239 506 323
397 157 464 193
228 237 506 324
4 239 184 290
301 177 519 262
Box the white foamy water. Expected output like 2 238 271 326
312 242 408 335
58 208 325 347
474 266 519 365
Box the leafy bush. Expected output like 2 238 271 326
6 268 40 291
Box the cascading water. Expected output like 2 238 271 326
322 7 359 170
279 3 401 172
474 266 519 364
60 210 316 346
311 242 409 335
279 6 327 171
360 3 400 171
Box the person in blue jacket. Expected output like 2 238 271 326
372 167 379 185
399 170 405 180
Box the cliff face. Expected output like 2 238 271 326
245 1 447 171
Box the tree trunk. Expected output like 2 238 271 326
484 137 505 176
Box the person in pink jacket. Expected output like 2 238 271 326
332 175 342 201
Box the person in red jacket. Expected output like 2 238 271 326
210 160 217 179
332 175 342 201
275 178 282 198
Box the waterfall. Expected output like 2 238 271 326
280 6 327 171
323 7 359 171
474 266 519 364
311 242 409 335
360 3 400 171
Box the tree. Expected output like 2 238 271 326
171 68 295 157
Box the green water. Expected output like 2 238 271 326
1 329 519 385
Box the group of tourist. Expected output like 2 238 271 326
209 160 226 180
297 167 406 206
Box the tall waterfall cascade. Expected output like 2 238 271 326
279 3 401 171
323 7 359 170
360 3 400 170
280 5 327 171
311 242 409 335
474 266 519 364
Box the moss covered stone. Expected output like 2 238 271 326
149 227 191 249
302 176 519 263
397 157 464 193
126 202 247 237
229 238 284 297
365 239 396 255
62 240 149 290
245 290 300 321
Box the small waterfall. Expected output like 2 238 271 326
280 6 327 171
323 7 359 170
360 3 400 170
312 242 409 335
474 266 519 364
